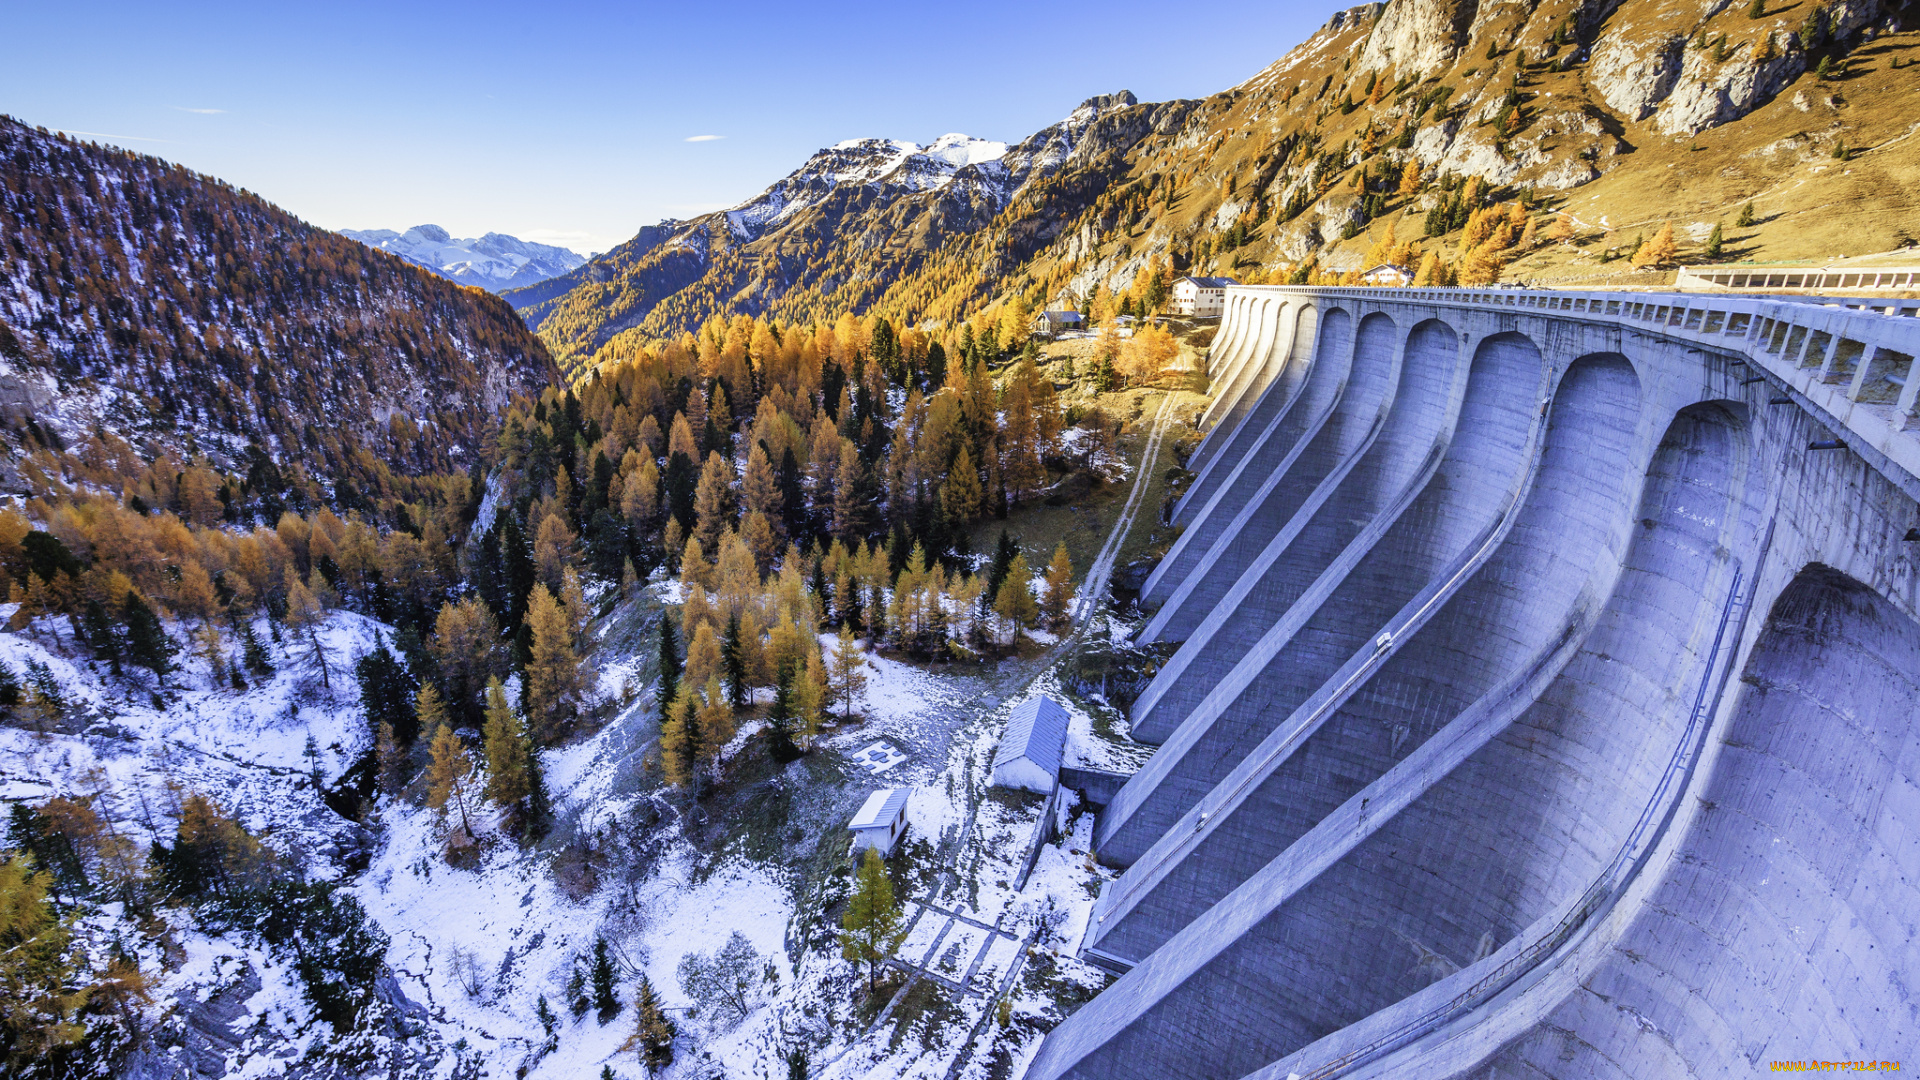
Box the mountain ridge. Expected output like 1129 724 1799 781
0 116 559 497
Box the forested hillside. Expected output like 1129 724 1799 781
0 116 558 502
520 0 1919 380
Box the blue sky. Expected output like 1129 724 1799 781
4 0 1340 256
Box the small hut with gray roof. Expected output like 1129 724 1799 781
991 695 1070 794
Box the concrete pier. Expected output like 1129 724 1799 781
1031 285 1920 1080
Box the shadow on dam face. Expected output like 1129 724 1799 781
1103 331 1547 867
1182 301 1316 521
1134 317 1463 731
1146 312 1403 645
1477 561 1920 1077
1149 307 1347 606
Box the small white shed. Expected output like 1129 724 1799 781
991 696 1069 794
849 787 911 858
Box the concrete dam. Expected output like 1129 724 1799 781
1028 285 1920 1079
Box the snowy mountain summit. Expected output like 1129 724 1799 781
724 133 1009 239
341 224 587 293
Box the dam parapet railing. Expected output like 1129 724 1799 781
1221 285 1920 500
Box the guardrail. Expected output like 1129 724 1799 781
1226 285 1920 500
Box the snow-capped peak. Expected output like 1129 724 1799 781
724 133 1011 240
924 133 1009 167
341 225 586 293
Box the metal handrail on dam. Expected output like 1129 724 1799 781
1225 284 1920 499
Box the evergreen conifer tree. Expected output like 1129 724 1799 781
592 937 619 1023
721 610 748 708
658 615 680 703
124 592 175 679
355 635 419 746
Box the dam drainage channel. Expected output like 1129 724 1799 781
817 393 1179 1076
1296 527 1769 1080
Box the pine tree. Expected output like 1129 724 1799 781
622 973 677 1069
567 965 590 1018
1042 542 1076 631
239 620 274 677
593 936 620 1024
993 553 1039 641
82 599 122 674
658 615 681 703
840 847 905 993
1705 222 1724 259
124 591 176 680
1736 201 1757 227
721 610 748 709
482 676 532 811
356 635 419 746
536 993 557 1039
524 583 580 744
826 623 867 721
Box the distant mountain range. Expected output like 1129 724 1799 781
341 224 587 293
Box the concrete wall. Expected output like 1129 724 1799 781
1470 560 1920 1077
1101 332 1549 867
1030 285 1920 1080
1182 295 1305 495
1178 302 1313 523
1089 353 1653 970
1142 312 1407 645
1146 307 1343 606
1133 319 1464 708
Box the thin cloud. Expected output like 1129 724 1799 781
684 134 724 143
170 106 225 114
58 129 167 143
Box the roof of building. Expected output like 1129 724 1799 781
1361 264 1413 277
849 787 911 831
1178 276 1239 289
1037 310 1085 322
991 695 1070 776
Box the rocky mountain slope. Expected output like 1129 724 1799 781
0 117 559 492
508 92 1179 372
518 0 1917 376
339 224 586 292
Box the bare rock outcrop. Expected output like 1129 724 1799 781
1654 42 1805 133
1590 26 1688 119
1357 0 1481 75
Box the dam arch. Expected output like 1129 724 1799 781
1472 559 1920 1077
